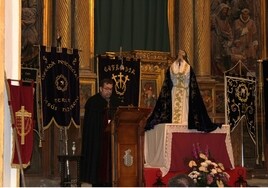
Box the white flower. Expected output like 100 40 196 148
217 168 223 173
211 168 217 175
199 166 208 172
216 180 224 187
189 170 200 178
201 162 208 167
189 160 197 168
211 162 218 167
199 153 208 160
187 145 230 186
218 163 225 170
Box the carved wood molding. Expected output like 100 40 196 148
106 50 170 61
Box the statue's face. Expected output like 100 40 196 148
177 50 186 61
241 11 249 20
221 7 229 17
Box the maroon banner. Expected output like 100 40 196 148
7 79 34 168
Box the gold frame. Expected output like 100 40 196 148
139 78 158 108
139 63 167 108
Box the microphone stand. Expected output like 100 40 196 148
64 127 71 186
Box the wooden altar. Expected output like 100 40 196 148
144 124 235 176
143 123 245 187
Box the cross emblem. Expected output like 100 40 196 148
15 106 32 145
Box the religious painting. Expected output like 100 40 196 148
200 89 213 113
140 79 157 109
21 0 43 69
80 79 96 116
210 0 261 79
215 89 225 114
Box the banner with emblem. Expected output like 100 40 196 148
40 46 80 128
7 79 34 168
263 60 268 132
225 74 256 143
98 55 140 106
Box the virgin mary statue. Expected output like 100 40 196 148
145 50 220 132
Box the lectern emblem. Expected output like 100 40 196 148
123 149 133 167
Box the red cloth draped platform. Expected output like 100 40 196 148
143 124 245 186
144 166 246 187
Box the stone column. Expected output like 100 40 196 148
167 0 175 57
178 1 194 67
55 0 72 48
75 0 94 70
42 0 53 46
194 0 211 77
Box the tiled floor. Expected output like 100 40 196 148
247 178 268 187
25 176 93 187
24 167 268 187
246 169 268 187
25 177 60 187
24 176 268 187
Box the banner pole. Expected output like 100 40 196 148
13 128 26 187
36 45 45 145
257 59 265 165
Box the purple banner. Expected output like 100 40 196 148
40 46 80 128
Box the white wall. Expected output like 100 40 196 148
3 0 21 186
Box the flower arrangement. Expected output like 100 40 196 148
187 143 230 187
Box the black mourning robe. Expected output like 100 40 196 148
80 93 122 185
145 67 220 132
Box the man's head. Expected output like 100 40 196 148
168 174 195 187
99 78 114 100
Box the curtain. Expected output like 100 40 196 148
95 0 170 55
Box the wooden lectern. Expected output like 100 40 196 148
109 106 151 187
